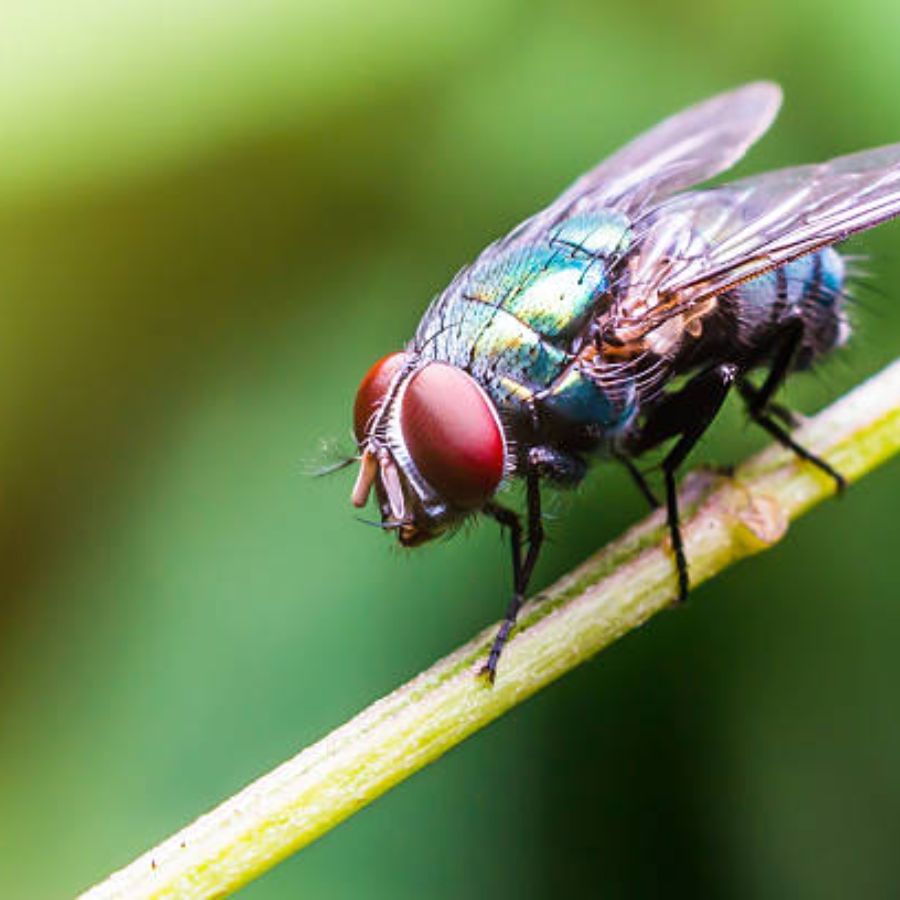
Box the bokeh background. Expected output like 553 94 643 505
1 1 898 897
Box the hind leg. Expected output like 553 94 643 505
738 318 845 491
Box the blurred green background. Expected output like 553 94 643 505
1 1 898 897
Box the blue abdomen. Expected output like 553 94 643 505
728 246 849 362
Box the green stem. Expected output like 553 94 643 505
82 360 900 900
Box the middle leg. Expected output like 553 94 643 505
628 363 738 602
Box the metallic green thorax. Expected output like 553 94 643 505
413 211 634 436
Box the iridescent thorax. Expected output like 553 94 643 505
414 210 636 437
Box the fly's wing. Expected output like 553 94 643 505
555 81 782 215
612 144 900 337
504 81 782 248
418 84 782 363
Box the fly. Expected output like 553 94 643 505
344 83 900 682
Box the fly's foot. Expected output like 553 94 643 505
670 562 690 606
829 467 847 496
752 411 847 496
477 660 497 686
794 447 845 495
478 598 522 686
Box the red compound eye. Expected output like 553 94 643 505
353 352 409 443
400 363 505 509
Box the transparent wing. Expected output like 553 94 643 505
556 81 782 214
503 82 782 248
613 144 900 335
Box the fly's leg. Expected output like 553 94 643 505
613 450 660 509
629 364 738 602
738 319 845 492
481 467 544 683
749 408 846 492
737 380 800 429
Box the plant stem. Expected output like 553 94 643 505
81 360 900 900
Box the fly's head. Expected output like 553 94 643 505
351 352 508 546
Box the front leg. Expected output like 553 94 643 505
481 467 544 683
